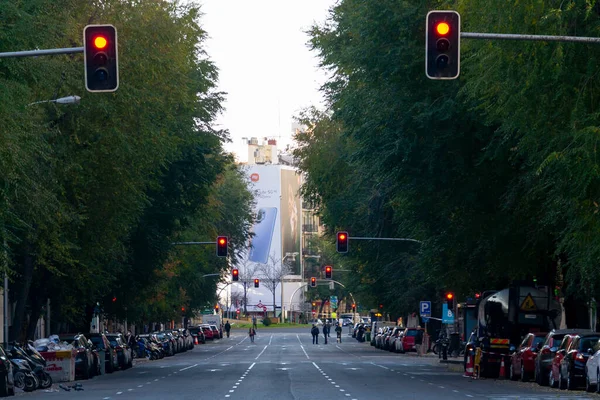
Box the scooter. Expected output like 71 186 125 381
10 358 38 392
7 343 51 390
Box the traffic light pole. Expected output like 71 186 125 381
348 236 423 244
461 32 600 44
0 47 83 58
171 241 216 245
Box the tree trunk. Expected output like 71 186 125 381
273 290 276 319
11 245 34 342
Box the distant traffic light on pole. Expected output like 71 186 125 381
336 231 348 253
83 24 119 92
325 266 332 279
232 268 239 281
310 277 316 287
425 10 460 79
352 303 356 312
216 236 228 257
254 278 260 288
215 304 219 312
445 292 454 309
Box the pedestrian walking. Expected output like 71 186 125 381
415 326 424 356
225 321 231 338
252 316 257 330
323 324 328 344
335 324 342 343
249 327 256 343
311 324 319 344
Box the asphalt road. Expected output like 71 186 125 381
16 327 600 399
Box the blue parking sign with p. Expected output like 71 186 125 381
420 301 431 317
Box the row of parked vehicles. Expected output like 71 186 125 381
0 327 200 397
500 329 600 392
371 325 423 353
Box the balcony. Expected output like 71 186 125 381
302 224 318 233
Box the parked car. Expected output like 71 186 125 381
584 337 600 392
549 334 577 388
188 326 206 344
0 344 14 397
209 325 220 340
398 328 420 353
86 333 119 374
536 329 588 386
559 333 600 390
201 325 214 341
58 334 95 380
509 332 546 381
105 333 133 370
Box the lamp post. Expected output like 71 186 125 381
280 252 298 323
27 95 81 107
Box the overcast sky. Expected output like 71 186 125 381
199 0 337 161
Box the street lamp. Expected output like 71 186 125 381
27 95 81 107
281 252 299 323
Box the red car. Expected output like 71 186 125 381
509 332 546 381
201 325 214 340
549 334 577 388
399 328 421 352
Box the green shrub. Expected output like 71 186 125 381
262 317 272 326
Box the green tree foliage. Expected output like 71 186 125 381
0 0 254 339
296 0 600 321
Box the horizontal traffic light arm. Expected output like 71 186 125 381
345 236 423 244
171 241 216 245
0 46 84 59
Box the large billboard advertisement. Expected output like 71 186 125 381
280 168 302 274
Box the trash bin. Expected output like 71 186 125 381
366 332 371 342
450 333 461 357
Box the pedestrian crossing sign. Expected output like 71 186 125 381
520 293 537 311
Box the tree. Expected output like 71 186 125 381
258 253 293 318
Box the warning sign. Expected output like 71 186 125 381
520 293 537 311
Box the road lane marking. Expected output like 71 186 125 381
300 344 309 359
269 335 273 345
255 345 268 360
179 363 198 371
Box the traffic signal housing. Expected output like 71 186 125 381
310 277 316 287
232 269 239 281
254 278 260 288
216 236 228 257
336 231 348 253
446 292 455 309
84 24 119 92
352 303 356 312
325 266 332 279
425 10 460 79
215 304 220 312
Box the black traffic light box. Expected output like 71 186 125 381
84 24 119 92
310 277 316 287
325 266 332 279
232 269 239 281
216 236 228 257
254 279 260 288
425 10 460 79
336 231 348 253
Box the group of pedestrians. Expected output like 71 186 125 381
311 322 343 344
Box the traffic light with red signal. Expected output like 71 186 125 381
83 24 119 92
336 231 349 253
325 266 332 279
310 277 316 287
232 268 239 281
215 304 220 312
425 10 460 79
445 292 455 309
216 236 228 257
254 278 260 288
351 303 356 312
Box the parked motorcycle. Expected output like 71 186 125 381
7 343 51 390
9 358 38 392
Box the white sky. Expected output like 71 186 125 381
199 0 337 162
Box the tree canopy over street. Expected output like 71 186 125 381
0 0 254 339
294 0 600 324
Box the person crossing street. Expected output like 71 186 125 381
311 324 319 344
335 323 342 343
224 321 231 338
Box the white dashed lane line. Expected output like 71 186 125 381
312 362 358 400
224 362 255 398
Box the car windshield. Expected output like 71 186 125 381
532 336 545 347
580 337 600 351
405 330 418 337
90 337 105 349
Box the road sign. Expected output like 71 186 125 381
330 296 338 309
442 303 455 323
421 317 430 323
256 302 264 308
419 301 431 317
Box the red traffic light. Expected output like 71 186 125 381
474 292 481 299
325 265 332 279
216 236 228 257
336 231 349 253
446 293 454 300
310 277 316 287
112 296 117 302
215 304 219 310
436 22 450 35
94 35 108 49
326 266 332 273
232 268 239 281
181 307 185 312
254 278 260 288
